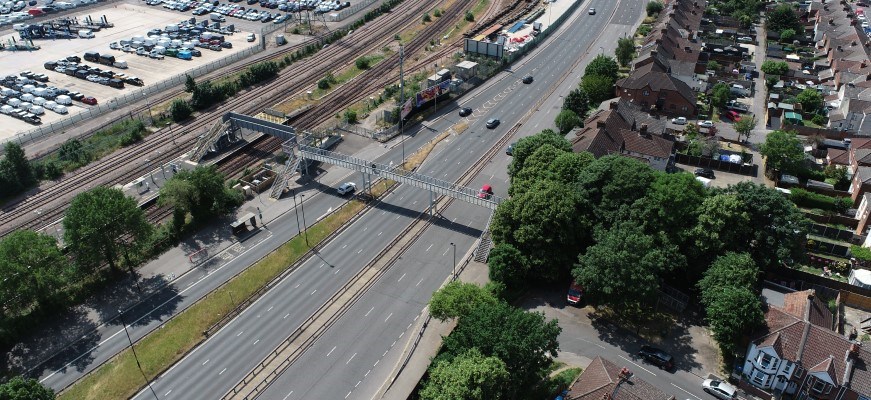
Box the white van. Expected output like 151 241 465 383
6 98 21 107
20 93 34 102
32 97 45 106
54 95 71 105
1 88 18 96
53 105 68 114
19 101 32 110
21 84 34 93
53 1 73 8
113 60 127 69
44 100 57 109
0 105 13 114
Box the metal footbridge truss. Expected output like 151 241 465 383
298 144 503 211
191 112 297 162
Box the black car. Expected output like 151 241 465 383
506 142 515 156
637 345 674 370
485 118 500 129
458 107 472 117
694 168 715 179
522 75 533 84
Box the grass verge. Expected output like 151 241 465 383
58 123 456 400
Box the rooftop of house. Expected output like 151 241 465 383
751 290 871 396
615 62 697 105
565 356 674 400
570 101 674 161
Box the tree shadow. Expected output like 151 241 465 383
91 271 182 327
3 307 99 376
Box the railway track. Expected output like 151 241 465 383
0 0 452 236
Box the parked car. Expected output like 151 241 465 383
737 36 753 43
337 182 356 195
694 168 715 179
701 379 737 400
637 345 674 370
246 32 255 41
81 96 97 105
566 281 583 305
671 116 687 125
588 7 595 14
485 118 500 128
699 120 714 128
458 107 472 117
506 142 516 156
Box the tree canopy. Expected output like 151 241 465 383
0 376 55 400
429 282 498 321
584 55 619 82
703 286 764 356
646 0 663 16
437 301 561 398
159 165 242 224
629 172 706 248
507 130 572 178
487 243 528 291
575 155 655 229
581 74 616 106
573 222 684 310
698 252 759 307
759 130 805 175
767 4 801 33
420 348 510 400
710 83 731 109
733 115 756 142
0 230 71 317
63 187 152 272
562 88 590 120
0 143 36 198
760 60 789 76
554 109 581 134
796 88 823 113
615 37 635 67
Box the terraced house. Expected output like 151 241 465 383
741 290 871 400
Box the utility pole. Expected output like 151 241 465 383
118 309 159 400
399 41 405 166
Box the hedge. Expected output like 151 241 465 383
790 188 852 213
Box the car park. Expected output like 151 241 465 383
337 182 356 195
701 379 737 399
485 118 500 128
637 346 674 370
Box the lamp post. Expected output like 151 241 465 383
300 193 309 246
291 190 302 236
398 41 406 166
449 242 456 279
118 309 159 400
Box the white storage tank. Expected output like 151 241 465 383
30 106 44 115
21 84 35 93
54 105 68 114
55 95 71 105
32 97 46 106
20 93 34 102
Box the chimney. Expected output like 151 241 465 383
694 1 699 8
639 124 650 137
597 120 606 128
830 19 835 25
691 9 696 15
651 49 658 57
685 46 691 52
661 28 668 36
609 101 618 110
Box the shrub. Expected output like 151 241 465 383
790 188 852 213
433 8 441 17
852 245 871 261
355 56 371 70
344 109 358 124
422 12 431 22
812 114 827 126
646 0 663 16
169 99 193 122
464 10 474 21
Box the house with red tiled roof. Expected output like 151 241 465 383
615 60 698 118
741 290 871 400
570 101 675 171
564 356 675 400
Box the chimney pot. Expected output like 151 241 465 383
596 120 606 128
640 124 649 135
609 101 618 110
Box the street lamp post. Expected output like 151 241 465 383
300 193 309 246
449 242 456 279
291 190 302 236
118 309 159 400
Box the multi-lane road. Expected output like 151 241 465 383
127 0 652 399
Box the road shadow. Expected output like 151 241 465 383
3 307 99 376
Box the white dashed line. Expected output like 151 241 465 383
327 346 336 357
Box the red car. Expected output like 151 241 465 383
567 281 583 305
81 96 97 105
477 184 493 199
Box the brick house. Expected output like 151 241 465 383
615 62 698 118
570 101 675 171
564 356 675 400
741 290 871 400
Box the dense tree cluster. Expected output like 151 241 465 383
421 283 561 400
581 55 619 106
0 376 55 400
489 130 808 353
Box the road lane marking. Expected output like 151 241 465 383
345 391 352 399
347 353 357 364
165 390 172 396
365 307 374 316
282 392 294 400
319 263 324 268
267 306 273 311
237 331 244 337
426 244 433 251
219 368 226 375
579 338 606 349
365 369 370 377
356 380 361 387
202 359 209 366
357 249 362 254
398 273 406 282
342 244 347 249
385 313 393 322
310 290 317 296
327 346 336 357
253 339 260 345
416 278 423 286
284 313 289 319
672 383 702 400
442 248 449 256
618 355 656 376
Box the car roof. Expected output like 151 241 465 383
708 380 736 395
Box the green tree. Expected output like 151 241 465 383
692 194 752 258
487 243 527 291
698 252 759 306
573 222 684 310
437 302 560 398
761 60 789 76
492 180 592 283
581 74 616 106
464 10 474 21
0 376 55 400
160 166 242 224
734 115 756 142
780 28 796 42
554 109 581 134
184 74 196 93
0 230 70 316
57 138 90 166
429 282 498 321
0 143 35 197
760 129 805 174
703 286 764 356
630 172 706 249
507 129 571 178
646 0 663 16
584 55 619 82
615 37 635 67
710 82 731 108
510 144 567 196
169 99 193 122
548 151 596 187
158 176 198 228
767 4 800 33
420 348 509 400
422 12 431 22
562 88 589 119
63 187 152 272
796 88 823 113
344 109 358 124
355 56 370 70
707 60 721 72
576 155 655 228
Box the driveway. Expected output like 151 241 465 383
518 288 721 400
673 163 761 188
